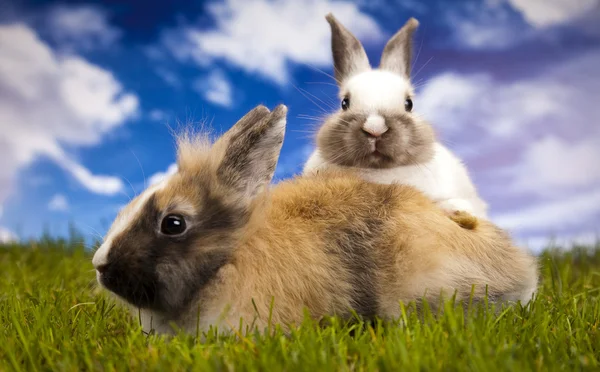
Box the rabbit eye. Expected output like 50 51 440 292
404 98 413 112
161 214 187 236
341 97 350 111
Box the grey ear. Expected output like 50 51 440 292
379 18 419 78
326 13 370 85
217 105 287 199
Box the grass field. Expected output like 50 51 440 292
1 238 599 371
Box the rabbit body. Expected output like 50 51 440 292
304 142 489 218
92 105 537 336
303 14 489 218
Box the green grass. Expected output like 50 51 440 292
1 238 599 371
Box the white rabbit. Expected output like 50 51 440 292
303 14 488 219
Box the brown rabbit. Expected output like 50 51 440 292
92 105 538 335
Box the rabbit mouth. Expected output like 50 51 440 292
368 140 392 160
366 137 386 156
370 149 392 162
357 145 395 168
372 149 389 158
98 263 159 309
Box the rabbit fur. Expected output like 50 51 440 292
303 14 488 218
92 105 538 336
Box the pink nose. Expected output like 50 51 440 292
362 115 388 137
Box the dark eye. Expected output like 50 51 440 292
404 98 413 112
160 214 187 236
341 97 350 111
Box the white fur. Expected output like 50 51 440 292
306 67 489 218
363 114 388 137
92 177 171 268
304 143 489 218
343 70 412 109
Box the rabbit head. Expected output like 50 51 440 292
315 13 435 169
91 105 287 317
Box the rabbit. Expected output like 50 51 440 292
303 14 489 219
91 104 538 336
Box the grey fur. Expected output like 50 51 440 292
217 105 287 198
379 18 419 77
315 15 433 169
316 110 435 169
326 13 371 84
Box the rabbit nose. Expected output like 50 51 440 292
362 128 387 138
362 115 388 137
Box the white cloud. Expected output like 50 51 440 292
507 0 599 28
54 155 124 195
446 0 600 49
509 136 600 194
48 194 69 211
418 51 600 142
148 163 178 186
418 72 566 138
417 73 486 132
416 51 600 242
59 59 139 127
0 24 139 205
0 226 17 244
193 70 234 107
445 1 530 49
45 5 121 50
518 230 599 253
164 0 383 84
0 202 16 243
492 189 600 232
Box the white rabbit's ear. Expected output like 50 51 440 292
214 105 287 200
326 13 370 85
379 18 419 78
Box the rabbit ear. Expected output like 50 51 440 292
326 13 370 85
379 18 419 78
215 104 287 200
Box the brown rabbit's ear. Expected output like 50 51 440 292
326 13 370 85
379 18 419 78
214 104 287 200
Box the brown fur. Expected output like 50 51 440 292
94 105 538 335
449 210 479 230
198 170 537 332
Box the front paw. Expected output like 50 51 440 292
447 210 478 230
438 199 479 230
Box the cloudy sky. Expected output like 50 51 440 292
1 0 599 251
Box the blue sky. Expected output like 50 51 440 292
0 0 599 251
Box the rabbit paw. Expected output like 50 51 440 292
438 199 479 230
447 210 479 230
